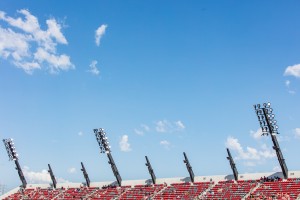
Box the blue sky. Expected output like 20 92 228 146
1 0 300 190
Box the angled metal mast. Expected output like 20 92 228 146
145 156 156 184
183 152 195 183
94 128 122 186
254 102 288 179
226 148 238 181
81 162 91 187
3 138 27 189
48 164 57 189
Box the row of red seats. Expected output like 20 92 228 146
200 180 257 200
4 179 300 200
4 187 61 200
153 182 211 200
119 184 164 200
247 178 300 200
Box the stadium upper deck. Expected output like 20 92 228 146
2 170 300 199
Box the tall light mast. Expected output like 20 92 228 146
3 138 27 188
145 156 156 184
183 152 195 183
48 164 57 189
81 162 91 187
254 102 288 179
94 128 122 186
226 148 238 181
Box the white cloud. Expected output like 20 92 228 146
226 136 243 152
156 120 170 133
284 64 300 78
34 47 74 73
284 80 296 94
277 135 290 142
134 124 150 136
119 135 132 152
225 136 275 164
141 124 150 132
259 144 276 159
160 140 171 150
155 120 185 133
250 129 263 140
95 24 107 46
0 9 73 73
46 19 67 44
57 177 69 183
78 131 83 136
273 166 281 172
0 26 36 74
23 166 51 183
14 61 40 74
88 60 100 75
68 167 76 174
294 128 300 138
134 129 144 136
0 9 40 35
244 161 256 167
0 27 30 59
175 120 185 130
23 166 69 184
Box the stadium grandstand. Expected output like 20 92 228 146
1 103 300 200
1 171 300 199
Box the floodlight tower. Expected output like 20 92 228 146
94 128 122 186
145 156 156 184
254 102 288 179
48 164 57 189
81 162 90 187
183 152 194 183
2 138 27 188
226 148 238 181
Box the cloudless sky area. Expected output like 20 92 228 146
1 1 300 190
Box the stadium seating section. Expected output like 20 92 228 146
200 180 257 200
153 182 211 200
247 178 300 200
4 178 300 200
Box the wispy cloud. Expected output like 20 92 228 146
119 135 132 152
294 128 300 139
155 120 169 133
0 9 74 74
285 80 296 94
155 120 186 133
134 124 150 136
244 161 256 167
225 136 275 166
141 124 150 132
68 167 76 174
134 120 185 135
95 24 107 46
88 60 100 75
277 134 290 142
284 64 300 78
175 120 185 130
134 129 144 136
250 128 263 140
23 166 69 184
160 140 171 150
